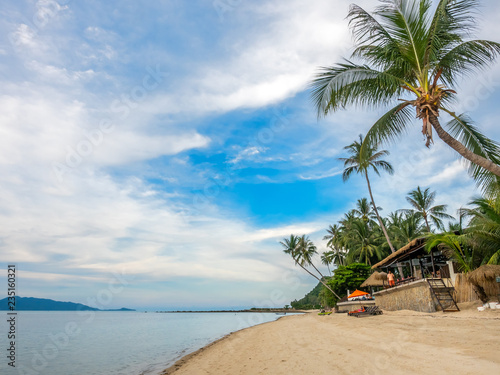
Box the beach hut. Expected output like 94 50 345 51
361 272 386 288
465 265 500 303
361 272 387 295
348 290 370 301
466 265 500 284
370 238 460 312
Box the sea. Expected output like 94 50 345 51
0 311 296 375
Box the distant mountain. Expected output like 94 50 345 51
290 280 325 309
0 297 135 311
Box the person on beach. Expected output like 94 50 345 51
387 270 395 287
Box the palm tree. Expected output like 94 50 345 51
323 224 340 248
321 251 334 275
426 232 488 302
280 235 341 299
346 219 384 266
323 224 348 266
296 235 330 280
353 197 379 225
426 233 474 273
311 0 500 191
339 210 357 232
460 193 500 265
339 134 396 253
331 248 347 267
393 212 425 245
403 186 454 231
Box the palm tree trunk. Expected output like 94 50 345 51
423 215 437 276
310 261 328 282
471 282 489 304
365 172 395 253
423 215 431 232
429 113 500 177
365 172 405 277
296 263 341 300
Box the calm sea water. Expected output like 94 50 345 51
0 311 293 375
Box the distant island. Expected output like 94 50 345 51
0 297 135 311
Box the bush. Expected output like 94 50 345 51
323 263 372 306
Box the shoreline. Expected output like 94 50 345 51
152 309 305 313
160 314 298 375
158 303 500 375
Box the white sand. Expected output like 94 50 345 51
161 304 500 375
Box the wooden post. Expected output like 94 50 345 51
418 258 425 279
430 250 436 278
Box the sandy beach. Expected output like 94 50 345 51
162 304 500 375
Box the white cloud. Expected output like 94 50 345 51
26 60 96 84
88 131 210 166
425 160 467 186
10 24 38 48
138 0 353 116
299 167 343 181
228 146 265 164
2 0 500 309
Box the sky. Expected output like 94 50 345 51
1 0 500 310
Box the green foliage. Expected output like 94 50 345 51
323 263 372 306
319 285 338 308
388 210 425 248
311 0 500 191
426 233 475 273
290 281 326 310
403 186 454 231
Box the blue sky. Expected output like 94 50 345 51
1 0 500 310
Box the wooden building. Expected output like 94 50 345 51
370 238 460 313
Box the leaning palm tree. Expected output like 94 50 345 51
403 186 454 231
339 134 396 253
280 235 341 299
321 251 335 275
311 0 500 192
296 235 330 280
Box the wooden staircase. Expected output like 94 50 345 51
427 278 460 312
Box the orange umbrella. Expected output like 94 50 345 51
348 289 370 299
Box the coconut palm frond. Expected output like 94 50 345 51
310 0 500 186
363 102 415 149
487 250 500 265
437 40 500 86
310 62 404 117
444 112 500 194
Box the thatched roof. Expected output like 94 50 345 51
466 265 500 284
360 272 386 287
372 237 427 269
375 271 387 281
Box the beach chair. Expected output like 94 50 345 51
349 306 383 317
347 306 365 316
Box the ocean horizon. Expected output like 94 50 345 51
1 311 298 375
